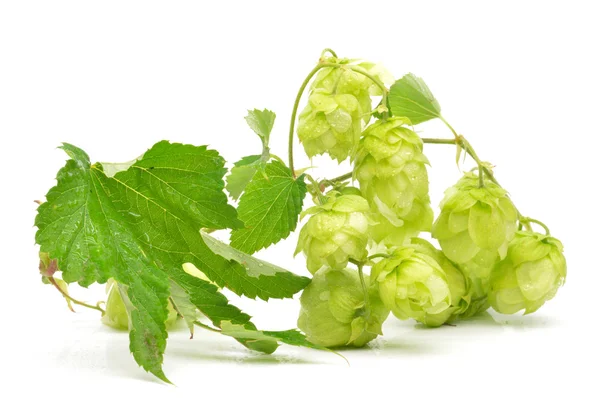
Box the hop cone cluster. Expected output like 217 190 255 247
295 191 370 275
354 117 433 246
432 172 518 315
298 267 389 347
371 238 469 327
489 231 566 314
297 58 392 162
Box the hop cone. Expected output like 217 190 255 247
354 117 433 246
295 192 370 275
298 267 389 348
297 58 392 162
371 238 469 327
297 93 362 162
489 231 566 314
432 172 518 315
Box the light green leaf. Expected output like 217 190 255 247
201 231 310 300
219 321 330 352
230 160 307 254
226 154 262 200
169 280 199 336
389 73 441 124
245 108 276 146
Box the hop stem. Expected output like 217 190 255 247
49 276 105 316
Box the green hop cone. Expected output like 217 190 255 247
371 238 469 327
432 172 518 316
354 117 433 246
311 58 393 123
489 231 566 314
298 267 389 348
102 279 178 330
297 57 393 162
297 92 362 162
295 191 370 275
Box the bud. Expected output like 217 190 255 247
102 279 178 330
39 252 58 277
489 231 566 314
432 172 518 314
295 192 370 275
298 267 389 347
371 238 469 327
297 92 362 162
354 117 433 246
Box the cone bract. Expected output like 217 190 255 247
298 267 389 348
489 231 566 314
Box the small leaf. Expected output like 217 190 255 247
245 109 276 146
226 155 262 200
219 321 331 352
230 160 307 254
201 231 310 300
389 73 441 124
169 280 199 337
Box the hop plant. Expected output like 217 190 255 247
432 172 518 315
296 58 392 162
371 238 469 327
295 191 370 275
354 117 433 246
489 231 566 314
298 267 389 348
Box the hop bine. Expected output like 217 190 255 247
298 267 389 348
432 172 518 316
489 231 566 314
354 117 433 246
370 238 469 327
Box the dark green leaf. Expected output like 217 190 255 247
230 160 307 254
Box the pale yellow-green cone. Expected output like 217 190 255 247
489 231 566 315
297 92 362 162
298 267 389 348
311 58 393 123
370 238 469 327
432 172 518 316
295 192 370 275
297 57 393 162
354 117 433 246
102 279 178 331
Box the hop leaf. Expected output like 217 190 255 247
388 73 441 124
295 192 370 275
298 267 389 347
371 238 468 327
354 117 433 246
489 231 566 314
432 172 519 316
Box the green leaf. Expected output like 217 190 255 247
201 231 310 300
245 109 276 146
168 280 199 337
389 73 441 124
35 142 310 380
219 321 331 352
230 160 307 254
35 143 171 381
226 154 262 200
166 266 278 354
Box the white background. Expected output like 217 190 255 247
1 0 599 396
